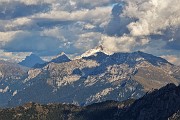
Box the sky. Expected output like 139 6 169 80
0 0 180 65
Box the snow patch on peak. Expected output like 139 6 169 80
136 57 145 62
0 86 9 93
53 52 66 59
13 90 18 96
75 45 112 59
50 52 71 63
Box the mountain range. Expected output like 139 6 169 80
0 83 180 120
0 46 180 108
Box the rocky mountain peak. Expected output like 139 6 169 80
19 53 45 68
32 52 71 69
50 52 71 63
55 52 66 57
81 50 170 67
132 51 170 65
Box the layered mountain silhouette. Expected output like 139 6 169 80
0 83 180 120
0 47 177 108
0 47 180 108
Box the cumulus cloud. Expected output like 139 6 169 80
0 1 50 20
32 6 112 27
120 0 180 52
0 0 113 57
0 0 179 65
102 35 136 52
0 50 30 62
123 0 180 36
0 31 21 42
105 3 132 36
74 32 102 51
102 0 180 63
101 34 149 53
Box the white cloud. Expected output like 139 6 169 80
0 0 179 63
76 0 113 6
32 6 112 26
0 0 56 5
75 32 101 51
101 35 137 53
41 27 67 42
123 0 180 36
83 23 96 29
4 17 33 31
0 50 30 62
0 31 22 42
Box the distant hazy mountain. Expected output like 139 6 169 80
34 52 71 68
1 83 180 120
19 54 45 68
7 47 180 107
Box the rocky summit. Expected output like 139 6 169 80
34 52 71 68
19 54 45 68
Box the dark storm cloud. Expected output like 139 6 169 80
35 19 75 29
0 1 50 20
2 32 61 56
105 3 132 36
1 30 81 56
